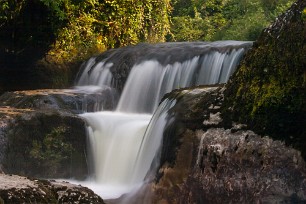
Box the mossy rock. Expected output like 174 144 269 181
2 110 88 179
223 0 306 158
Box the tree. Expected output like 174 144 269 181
170 0 226 41
0 0 172 63
0 0 172 90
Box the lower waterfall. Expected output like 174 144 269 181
72 41 252 199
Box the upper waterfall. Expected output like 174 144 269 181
76 41 252 113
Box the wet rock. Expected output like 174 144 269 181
0 87 118 113
155 86 222 172
191 128 306 203
162 85 222 130
0 107 32 172
0 173 104 203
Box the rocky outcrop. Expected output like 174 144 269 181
0 88 119 179
1 109 88 179
222 0 306 157
0 173 104 203
147 7 306 200
157 86 223 170
144 86 306 203
151 128 306 203
0 87 118 113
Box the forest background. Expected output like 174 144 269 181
0 0 294 90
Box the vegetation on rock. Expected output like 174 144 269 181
223 0 306 158
30 126 74 176
3 110 88 179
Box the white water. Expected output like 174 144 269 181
73 41 252 200
80 112 152 199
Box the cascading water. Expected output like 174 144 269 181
73 41 253 199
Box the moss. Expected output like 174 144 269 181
223 0 306 158
30 126 75 176
302 7 306 20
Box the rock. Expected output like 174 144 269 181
154 86 222 172
222 0 306 158
0 87 118 113
150 128 306 203
162 85 223 130
193 128 306 203
0 87 118 179
130 84 306 203
0 173 104 203
1 108 88 179
0 107 33 174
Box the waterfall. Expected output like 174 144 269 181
73 41 252 199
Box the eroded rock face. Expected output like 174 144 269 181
151 128 306 203
0 173 104 204
191 128 306 203
140 85 306 203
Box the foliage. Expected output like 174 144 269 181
46 0 171 62
39 0 67 20
170 15 211 41
302 7 306 20
170 0 226 41
0 0 25 24
170 0 295 41
61 0 170 59
213 7 268 41
0 0 171 63
0 0 172 90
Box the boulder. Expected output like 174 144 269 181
1 108 88 180
0 173 104 204
147 86 306 203
0 87 119 179
151 128 306 203
222 0 306 157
